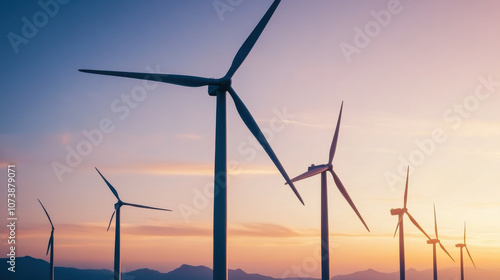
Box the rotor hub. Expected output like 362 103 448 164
208 77 232 96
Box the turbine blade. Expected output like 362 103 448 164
46 231 53 256
406 211 431 240
465 246 476 268
464 221 466 244
79 69 217 87
37 199 54 228
434 203 438 239
107 210 116 232
330 169 370 232
439 242 455 262
95 168 121 201
393 214 403 238
403 166 409 208
287 165 328 184
328 102 343 164
225 0 281 78
122 202 172 212
228 87 304 205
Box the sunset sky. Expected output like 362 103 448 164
1 0 500 278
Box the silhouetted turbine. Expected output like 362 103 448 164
390 167 431 280
287 102 369 280
455 222 476 280
426 204 454 280
80 2 303 280
96 168 172 280
38 199 54 280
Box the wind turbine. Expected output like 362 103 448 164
390 167 432 280
287 102 369 280
37 199 54 280
96 168 172 280
426 204 454 280
80 2 304 280
455 222 476 280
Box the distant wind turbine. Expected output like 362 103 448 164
287 102 369 280
80 2 304 280
455 222 476 280
426 204 454 280
390 167 432 280
37 199 54 280
95 168 172 280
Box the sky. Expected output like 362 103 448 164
1 0 500 278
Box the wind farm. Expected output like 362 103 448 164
2 1 500 280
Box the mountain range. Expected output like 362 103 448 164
1 256 496 280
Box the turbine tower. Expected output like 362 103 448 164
38 199 54 280
426 204 454 280
96 168 172 280
390 167 431 280
80 2 304 280
288 102 370 280
455 222 476 280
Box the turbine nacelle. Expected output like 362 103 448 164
390 208 407 215
427 239 439 244
456 243 466 248
307 163 330 171
208 77 232 96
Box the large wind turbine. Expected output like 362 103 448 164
96 168 172 280
80 2 304 280
427 204 454 280
390 167 431 280
38 199 54 280
287 102 370 280
455 222 476 280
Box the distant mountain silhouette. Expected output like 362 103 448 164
1 256 497 280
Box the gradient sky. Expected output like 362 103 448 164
1 0 500 278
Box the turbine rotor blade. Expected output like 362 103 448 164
465 246 476 268
79 69 217 87
225 0 281 78
434 203 438 239
46 231 53 256
439 242 455 262
228 87 304 205
328 102 343 164
330 169 370 232
122 202 172 212
464 221 466 244
287 165 328 184
107 210 116 232
393 214 403 238
403 167 409 208
37 199 54 228
95 168 121 201
406 211 431 240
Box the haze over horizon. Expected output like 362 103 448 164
1 0 499 279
